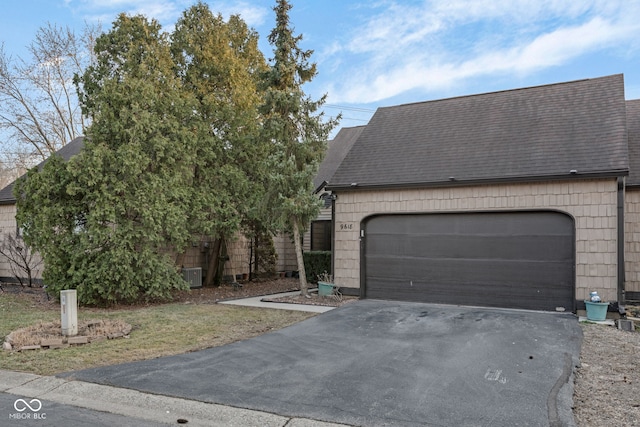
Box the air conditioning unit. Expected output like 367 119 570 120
182 267 202 288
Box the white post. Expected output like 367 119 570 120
60 289 78 336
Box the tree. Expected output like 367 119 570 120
0 231 43 287
172 3 270 285
0 23 100 178
14 155 86 295
260 0 339 296
15 5 269 305
17 14 196 305
171 3 268 242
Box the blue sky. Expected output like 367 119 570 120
2 0 640 131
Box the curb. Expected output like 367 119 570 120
1 370 352 426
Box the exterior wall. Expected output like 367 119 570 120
0 204 44 282
172 234 252 280
224 234 251 277
303 228 311 252
625 189 640 295
184 231 299 277
0 204 17 236
0 200 288 282
0 204 17 279
179 239 213 271
333 179 619 303
274 233 298 272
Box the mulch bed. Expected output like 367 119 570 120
0 277 350 309
5 319 132 351
173 277 302 305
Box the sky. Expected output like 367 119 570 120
1 0 640 133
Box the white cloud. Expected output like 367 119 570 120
206 1 269 27
66 0 187 27
65 0 268 30
512 17 632 72
328 0 640 103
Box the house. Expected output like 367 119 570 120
0 137 85 283
303 125 365 253
327 74 633 312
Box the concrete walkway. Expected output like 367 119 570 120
218 290 336 313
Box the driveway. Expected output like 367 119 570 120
60 300 582 426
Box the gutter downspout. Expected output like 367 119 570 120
331 193 336 279
618 177 625 306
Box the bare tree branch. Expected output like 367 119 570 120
0 22 100 174
0 231 43 287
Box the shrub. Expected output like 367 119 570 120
303 251 331 284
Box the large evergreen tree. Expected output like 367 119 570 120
15 5 267 305
16 14 197 305
171 3 268 241
260 0 339 296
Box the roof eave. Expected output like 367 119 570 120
327 170 629 192
313 180 328 195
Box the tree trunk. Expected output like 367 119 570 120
204 239 221 287
175 251 186 269
292 219 309 297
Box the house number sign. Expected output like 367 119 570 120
338 223 354 231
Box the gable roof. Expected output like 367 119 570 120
314 125 365 192
626 99 640 188
0 136 85 205
328 74 629 191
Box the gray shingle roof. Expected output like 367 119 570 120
314 126 365 191
627 99 640 188
0 136 85 205
328 74 629 190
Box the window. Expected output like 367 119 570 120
311 220 332 251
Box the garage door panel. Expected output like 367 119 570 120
366 234 573 261
365 277 572 310
364 212 575 311
367 212 572 236
366 257 572 286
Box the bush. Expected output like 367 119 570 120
303 251 331 284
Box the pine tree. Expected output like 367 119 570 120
260 0 339 296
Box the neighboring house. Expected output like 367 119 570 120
303 125 365 253
0 137 85 283
327 74 633 312
0 136 293 285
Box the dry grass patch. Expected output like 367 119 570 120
1 288 315 376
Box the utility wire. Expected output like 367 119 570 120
340 116 369 122
324 104 376 113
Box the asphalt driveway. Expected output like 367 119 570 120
60 300 582 426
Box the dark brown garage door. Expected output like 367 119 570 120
363 211 575 311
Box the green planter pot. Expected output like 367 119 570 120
584 300 609 321
318 281 334 296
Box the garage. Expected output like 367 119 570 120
363 211 575 311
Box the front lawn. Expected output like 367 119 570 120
0 282 314 376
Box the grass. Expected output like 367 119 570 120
0 293 315 376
